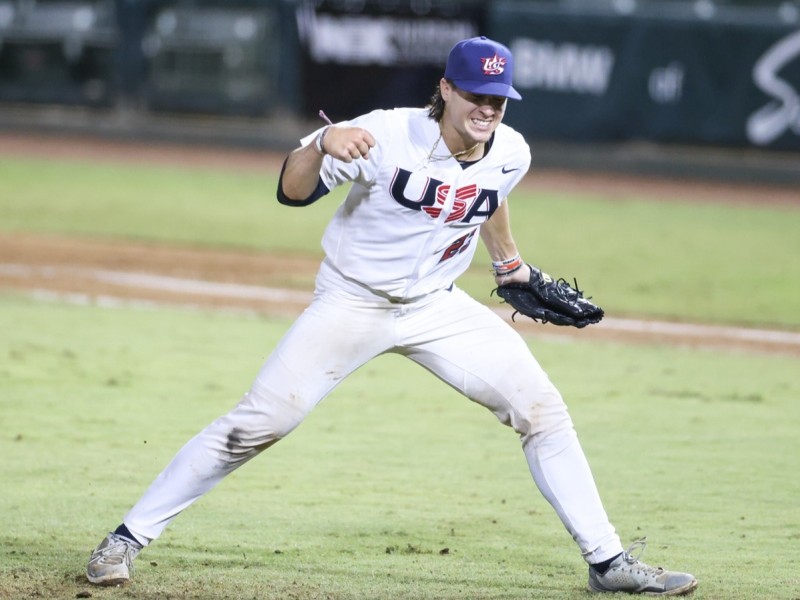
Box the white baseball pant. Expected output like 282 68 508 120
122 274 623 564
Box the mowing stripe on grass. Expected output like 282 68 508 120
3 263 799 350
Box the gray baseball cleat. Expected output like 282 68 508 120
86 532 142 585
587 538 697 596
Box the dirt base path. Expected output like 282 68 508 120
2 132 799 356
3 231 799 357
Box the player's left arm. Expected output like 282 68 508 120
484 197 604 328
480 198 531 285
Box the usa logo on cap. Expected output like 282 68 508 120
481 54 507 76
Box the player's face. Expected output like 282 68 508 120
440 80 507 148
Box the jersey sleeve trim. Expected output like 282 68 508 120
276 157 331 207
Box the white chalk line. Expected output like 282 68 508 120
3 263 800 347
0 263 308 303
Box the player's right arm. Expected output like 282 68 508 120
278 126 376 204
279 140 327 203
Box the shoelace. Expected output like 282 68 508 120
98 536 139 565
620 538 664 575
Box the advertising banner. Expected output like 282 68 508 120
490 3 800 151
295 0 486 121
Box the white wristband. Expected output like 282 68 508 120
313 126 330 156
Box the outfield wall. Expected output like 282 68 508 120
493 2 800 152
0 0 798 177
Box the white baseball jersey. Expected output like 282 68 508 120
301 108 531 301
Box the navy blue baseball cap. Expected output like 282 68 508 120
444 36 522 100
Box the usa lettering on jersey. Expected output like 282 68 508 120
389 167 499 224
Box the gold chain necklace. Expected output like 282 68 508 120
426 134 479 164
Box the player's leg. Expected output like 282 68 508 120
125 292 394 541
399 289 697 595
88 291 394 584
397 287 622 562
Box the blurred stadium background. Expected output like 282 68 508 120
0 0 798 184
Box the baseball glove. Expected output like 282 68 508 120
493 266 604 328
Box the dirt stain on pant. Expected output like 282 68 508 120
224 426 277 460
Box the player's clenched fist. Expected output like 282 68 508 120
280 125 375 201
320 126 376 162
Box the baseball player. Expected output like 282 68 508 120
87 36 697 595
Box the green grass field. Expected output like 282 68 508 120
1 156 799 327
1 151 799 598
2 295 798 599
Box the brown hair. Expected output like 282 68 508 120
426 80 447 122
